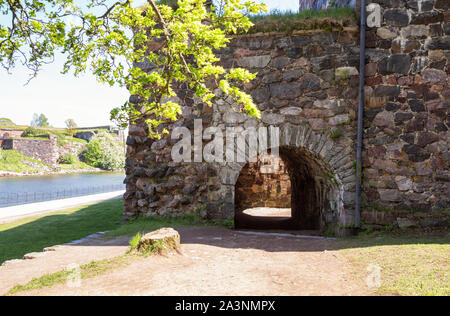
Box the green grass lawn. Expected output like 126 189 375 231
64 136 88 144
0 150 50 173
0 149 94 173
0 199 124 264
336 235 450 296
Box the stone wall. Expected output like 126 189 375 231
2 136 59 168
57 141 86 159
125 28 361 232
75 130 125 143
362 0 449 212
0 129 24 139
124 2 449 232
74 131 97 142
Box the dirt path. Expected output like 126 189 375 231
1 227 372 296
0 234 130 294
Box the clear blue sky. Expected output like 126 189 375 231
0 0 299 128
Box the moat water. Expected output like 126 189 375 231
0 172 125 207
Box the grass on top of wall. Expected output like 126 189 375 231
64 136 88 144
144 3 357 33
0 125 29 130
247 8 357 34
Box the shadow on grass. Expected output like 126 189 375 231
0 199 124 264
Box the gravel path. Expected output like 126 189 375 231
1 226 371 296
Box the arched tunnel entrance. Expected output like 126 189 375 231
234 146 336 231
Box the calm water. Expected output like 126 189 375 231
0 172 125 207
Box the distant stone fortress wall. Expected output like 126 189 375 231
1 136 59 168
0 125 123 165
0 125 122 139
0 128 96 168
75 126 125 144
77 125 121 134
0 128 24 139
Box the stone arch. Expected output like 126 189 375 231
123 29 363 233
216 123 355 231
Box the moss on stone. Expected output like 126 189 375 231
330 129 343 139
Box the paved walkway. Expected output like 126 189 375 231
0 191 124 223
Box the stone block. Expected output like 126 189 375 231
378 54 411 75
223 113 247 124
379 189 402 202
261 113 285 125
397 217 418 229
422 69 447 83
401 25 429 38
299 73 321 91
269 83 302 100
411 11 444 25
280 107 303 116
377 27 398 39
237 55 271 68
373 111 395 128
384 9 410 26
329 114 349 126
395 176 412 191
425 36 450 50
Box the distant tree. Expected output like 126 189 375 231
30 113 39 127
31 113 50 127
38 114 50 127
22 127 40 137
65 119 78 136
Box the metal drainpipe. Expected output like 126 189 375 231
355 0 366 229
